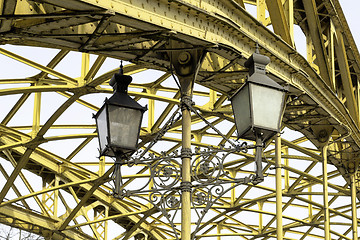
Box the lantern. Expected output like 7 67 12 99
230 49 287 142
94 65 147 158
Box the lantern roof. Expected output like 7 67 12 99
244 48 285 91
106 91 147 112
106 63 147 112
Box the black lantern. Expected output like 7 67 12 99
230 49 287 143
94 65 147 158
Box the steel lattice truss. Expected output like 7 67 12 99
1 0 360 239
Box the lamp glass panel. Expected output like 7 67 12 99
231 84 251 137
250 84 284 131
108 105 142 150
95 107 108 153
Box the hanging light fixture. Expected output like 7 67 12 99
94 63 147 158
230 47 287 142
230 47 287 182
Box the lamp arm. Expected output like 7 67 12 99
183 99 238 148
254 134 264 184
129 106 182 163
112 160 123 197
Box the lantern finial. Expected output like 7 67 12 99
109 62 132 93
120 60 124 74
244 45 270 76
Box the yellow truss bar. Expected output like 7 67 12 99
334 29 359 124
0 178 95 207
303 0 332 87
0 205 96 239
265 0 293 46
0 47 78 86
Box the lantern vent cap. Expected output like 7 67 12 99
242 46 287 92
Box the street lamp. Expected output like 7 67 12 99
93 48 287 239
230 47 287 181
93 64 147 159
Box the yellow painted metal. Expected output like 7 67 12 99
32 90 41 138
303 0 332 87
265 0 293 46
275 134 283 239
96 205 109 240
257 0 266 24
257 200 264 232
334 28 359 124
180 82 192 240
283 0 294 44
284 148 289 191
351 174 358 239
0 48 78 86
329 20 336 91
147 88 156 133
308 186 313 221
322 145 330 240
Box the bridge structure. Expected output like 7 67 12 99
0 0 360 239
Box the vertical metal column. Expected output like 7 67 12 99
181 93 192 240
170 45 204 240
322 145 330 239
275 134 283 239
351 173 358 239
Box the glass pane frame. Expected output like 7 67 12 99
94 100 145 157
249 82 286 133
231 80 286 142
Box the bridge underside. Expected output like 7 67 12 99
1 0 360 239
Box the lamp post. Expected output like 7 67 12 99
94 47 287 240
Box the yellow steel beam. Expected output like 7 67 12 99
151 91 181 132
0 148 33 203
351 174 358 239
265 0 293 46
0 178 95 208
275 134 283 239
68 186 103 239
36 49 70 80
0 163 30 209
3 150 50 217
0 47 78 86
0 204 95 239
322 145 330 239
334 28 359 124
302 0 332 88
31 88 41 137
1 1 360 238
0 0 17 32
0 93 81 203
1 93 30 125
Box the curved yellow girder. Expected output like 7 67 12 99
1 0 360 239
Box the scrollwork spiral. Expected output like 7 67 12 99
153 158 180 189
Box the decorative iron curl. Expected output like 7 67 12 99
192 154 222 184
191 184 224 208
191 145 256 185
191 183 225 226
190 179 251 239
149 188 182 240
152 157 181 189
120 189 181 240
